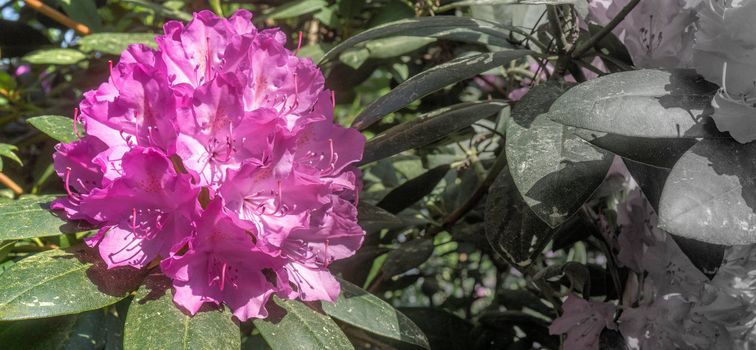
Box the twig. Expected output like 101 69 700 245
23 0 91 35
426 147 509 237
0 172 23 195
570 0 640 59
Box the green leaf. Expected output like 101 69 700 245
120 0 192 21
27 115 80 143
339 36 436 69
572 129 697 169
377 164 450 214
322 278 429 348
124 276 240 350
438 0 588 17
381 238 434 277
264 0 328 20
398 308 473 349
549 69 722 139
0 195 83 241
352 50 530 130
78 33 156 55
507 84 613 227
321 17 524 64
358 202 405 233
23 49 86 65
659 139 756 244
0 248 144 320
0 309 108 350
0 143 21 171
485 169 553 267
363 101 507 164
254 297 354 350
56 0 103 32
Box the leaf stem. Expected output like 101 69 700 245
570 0 640 59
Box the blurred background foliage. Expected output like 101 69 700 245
0 1 630 349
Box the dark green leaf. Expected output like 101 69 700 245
0 309 107 350
507 84 613 227
352 50 531 130
670 234 724 279
659 139 756 244
550 69 721 138
321 17 523 64
264 0 328 20
363 100 507 164
485 169 553 267
0 248 144 320
254 297 354 350
377 164 450 214
0 195 87 241
358 202 405 233
78 33 156 55
339 36 434 69
23 49 86 65
56 0 103 32
322 278 429 348
0 143 21 171
124 276 240 350
381 238 434 277
623 159 670 213
572 129 697 169
398 308 473 350
27 115 80 143
120 0 192 21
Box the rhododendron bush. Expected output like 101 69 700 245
2 0 756 349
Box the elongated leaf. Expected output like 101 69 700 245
659 139 756 244
377 164 450 214
363 101 507 164
124 276 240 350
550 69 722 138
381 238 434 277
0 195 85 240
254 297 354 350
0 143 21 171
352 49 530 130
572 129 697 169
56 0 103 31
321 17 523 64
340 36 435 69
507 84 612 227
23 49 86 65
358 202 405 233
322 278 428 348
398 308 474 350
265 0 327 19
0 248 144 320
121 0 192 20
0 309 108 350
27 115 80 143
485 169 552 267
78 33 156 55
441 0 588 17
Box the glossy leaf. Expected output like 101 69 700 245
507 84 612 227
0 195 85 241
322 278 429 348
352 50 531 130
363 100 507 164
23 49 86 65
659 139 756 244
549 69 721 138
120 0 192 20
572 129 697 169
265 0 327 20
27 115 80 143
78 33 156 55
321 16 522 64
485 169 552 267
0 143 22 171
254 297 354 350
358 202 405 233
0 248 143 320
123 276 240 350
0 309 108 350
381 238 434 277
377 164 450 214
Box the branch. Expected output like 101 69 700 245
23 0 90 35
570 0 640 59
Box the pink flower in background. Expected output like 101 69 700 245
51 10 365 320
549 293 617 350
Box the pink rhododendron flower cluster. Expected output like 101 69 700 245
51 10 365 321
